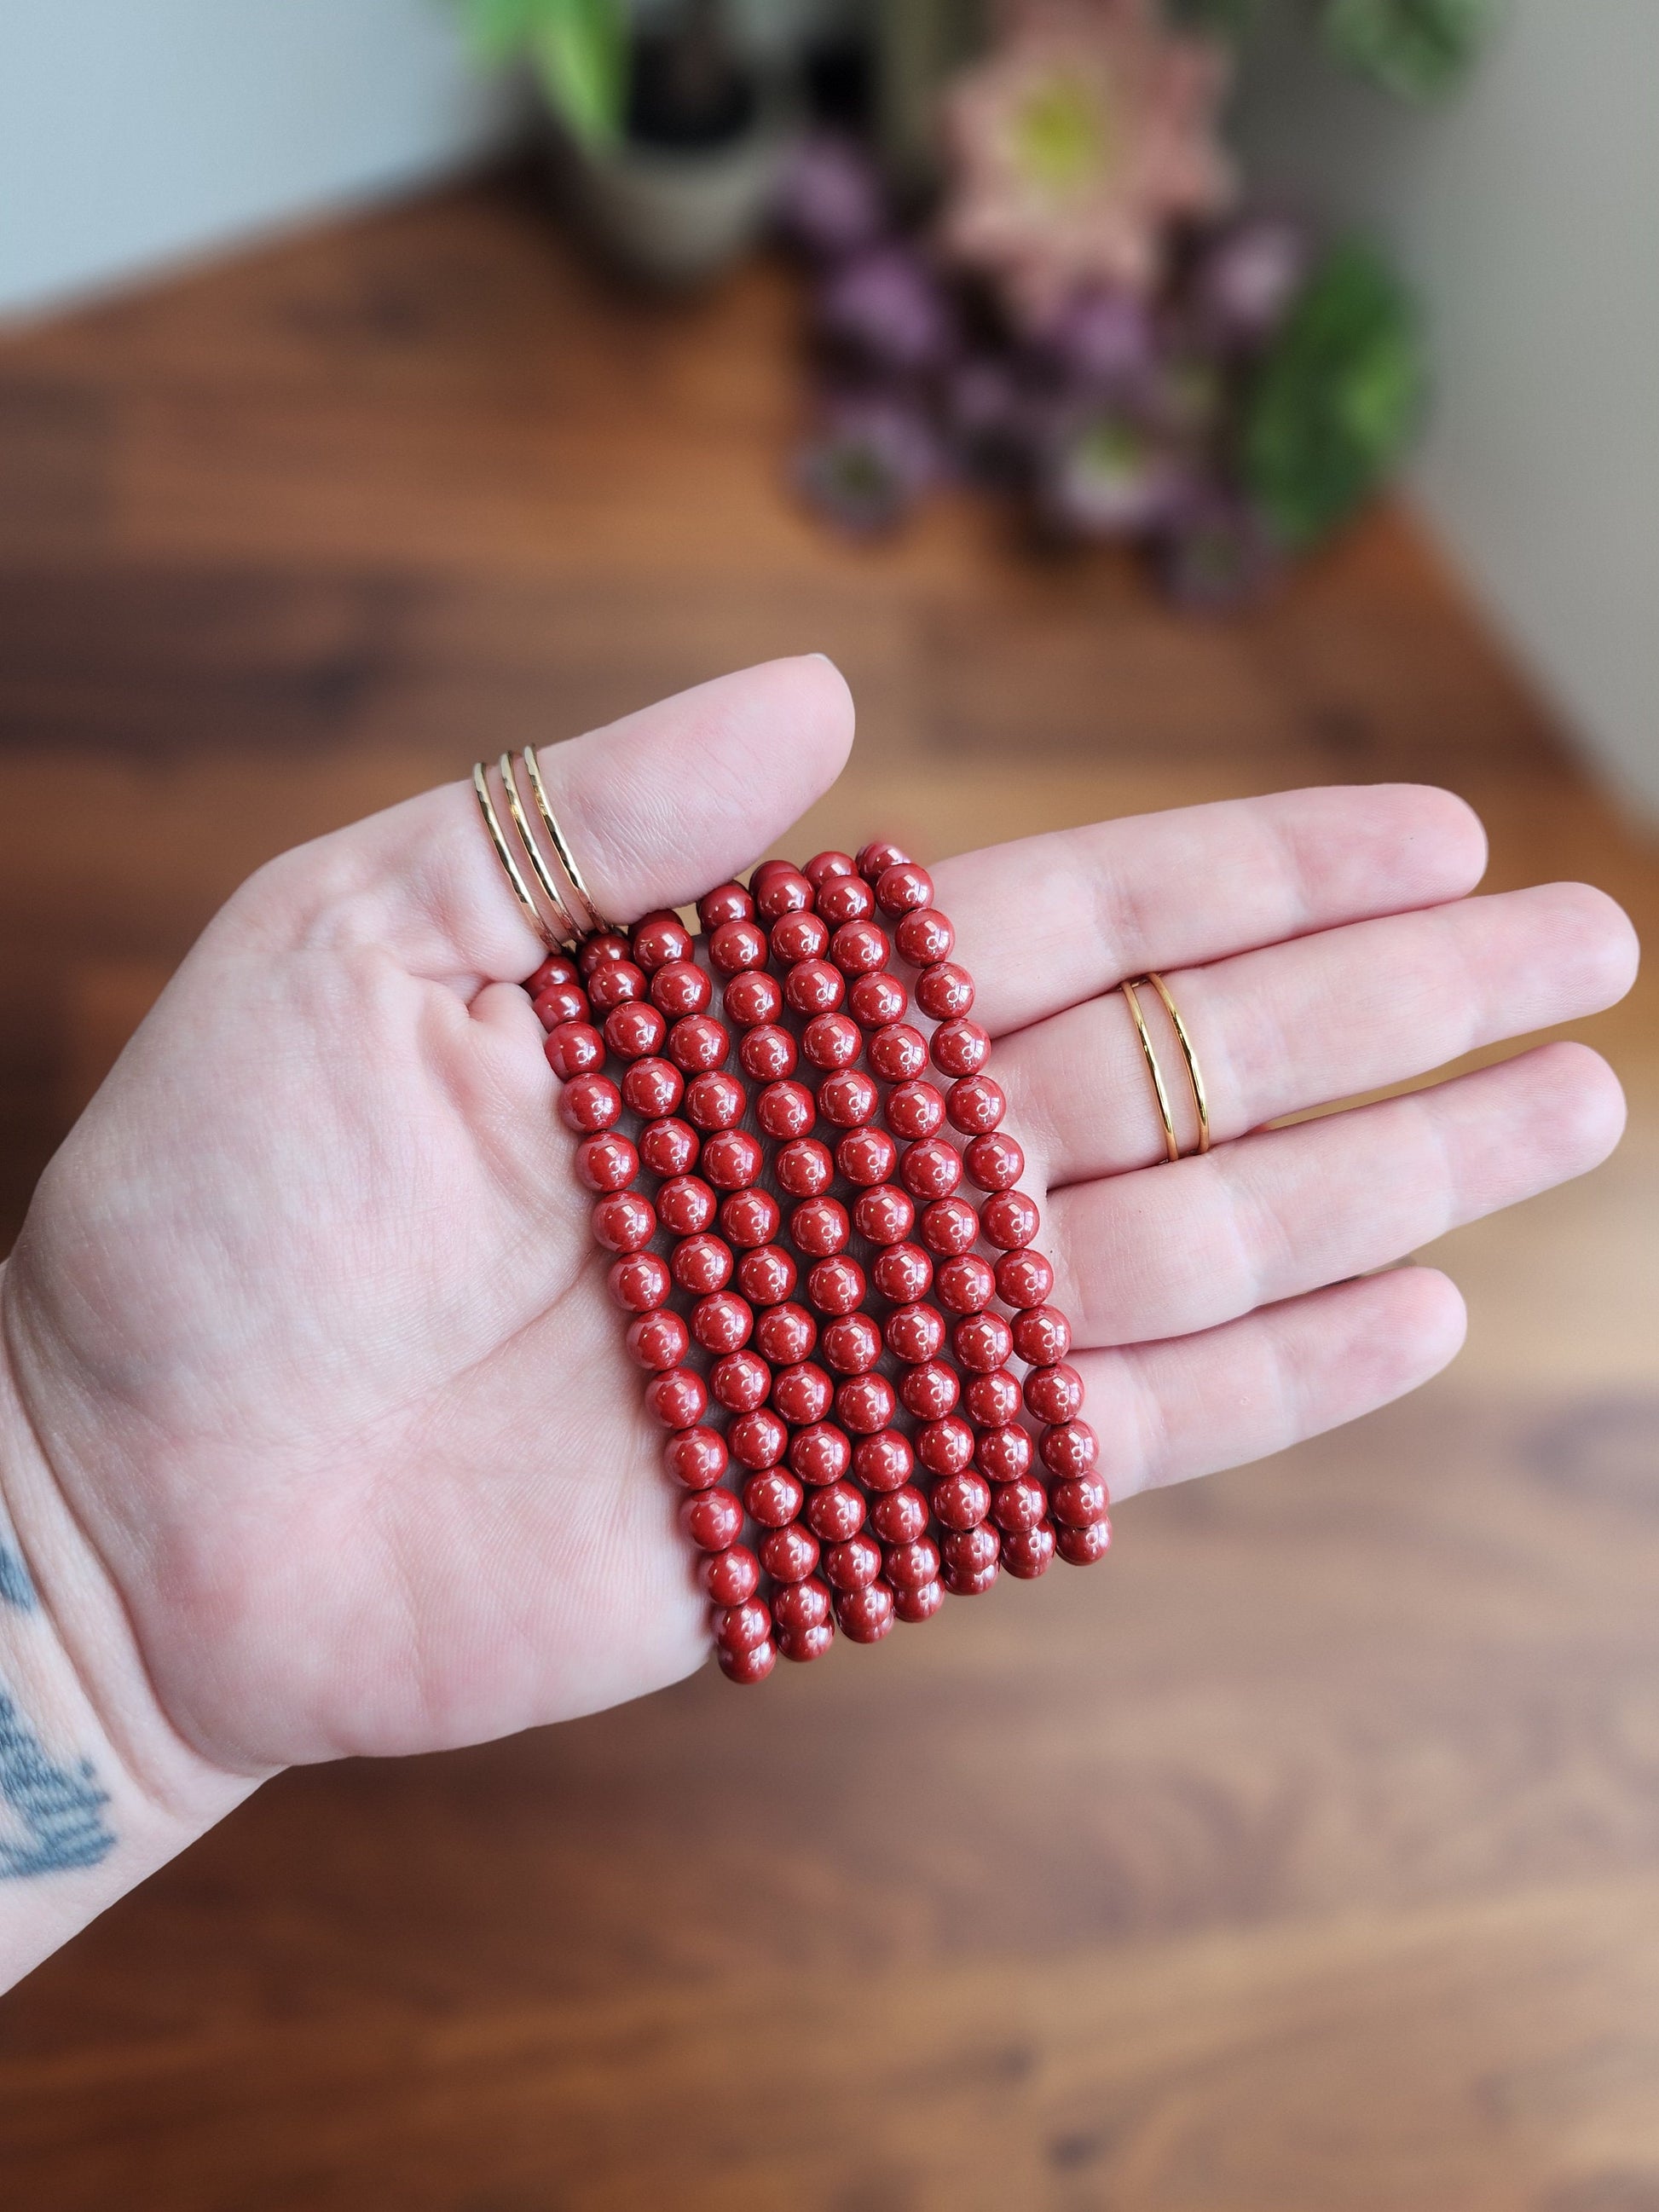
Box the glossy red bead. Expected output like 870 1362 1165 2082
944 1523 1000 1580
829 919 889 975
808 1256 866 1316
719 1187 781 1250
817 1068 878 1129
709 918 767 973
870 1486 929 1545
691 1291 752 1354
1052 1475 1111 1528
931 1469 991 1531
789 1196 849 1257
743 1469 805 1528
978 1424 1033 1482
982 1190 1040 1250
770 910 829 966
1026 1362 1084 1423
639 1115 698 1177
624 1057 684 1118
954 1311 1014 1373
526 952 579 995
534 980 589 1029
995 1247 1055 1309
1011 1305 1071 1366
749 858 795 893
991 1475 1048 1533
701 1129 761 1191
875 861 934 915
884 1538 941 1591
801 1012 862 1069
1056 1517 1113 1566
701 1541 758 1603
1002 1522 1057 1580
815 871 875 925
936 1253 995 1314
632 913 694 972
854 1429 914 1492
664 1425 727 1490
711 1350 771 1413
946 1075 1005 1135
585 960 645 1014
872 1241 933 1302
737 1244 796 1305
853 1183 913 1247
917 1415 975 1476
836 1372 896 1435
681 1488 743 1551
757 1079 815 1140
848 971 908 1028
575 1131 638 1192
772 1362 834 1426
559 1072 623 1132
857 839 910 881
804 848 857 887
755 867 813 921
895 906 953 964
649 959 711 1018
867 1022 929 1081
723 969 783 1029
886 1080 945 1141
821 1312 882 1375
728 1408 789 1470
825 1533 882 1591
916 962 974 1020
739 1024 796 1080
965 1131 1024 1192
697 881 753 929
545 1020 605 1078
919 1195 979 1255
838 1127 899 1188
806 1481 865 1543
892 1579 945 1625
645 1366 708 1430
932 1017 990 1076
1040 1420 1099 1477
671 1233 733 1295
784 959 843 1017
755 1301 816 1365
836 1582 896 1642
668 1014 729 1072
760 1523 820 1584
772 1138 831 1198
714 1598 771 1654
603 1001 667 1062
592 1191 656 1253
772 1575 832 1634
678 1072 739 1134
964 1369 1022 1429
718 1638 777 1685
789 1422 851 1485
884 1301 945 1364
578 931 631 978
608 1250 671 1311
899 1360 959 1419
657 1175 716 1237
627 1308 690 1372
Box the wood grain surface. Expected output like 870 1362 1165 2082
0 172 1655 2211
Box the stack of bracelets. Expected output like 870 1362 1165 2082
475 751 1109 1684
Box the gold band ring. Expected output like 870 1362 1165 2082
522 747 616 936
471 748 616 951
472 761 564 951
498 752 587 950
1121 973 1211 1162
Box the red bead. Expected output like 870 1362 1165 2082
815 871 875 925
1011 1306 1070 1366
920 1195 979 1254
1040 1420 1099 1476
932 1470 991 1531
728 1409 789 1470
559 1072 622 1134
631 913 694 973
836 1583 896 1643
965 1132 1024 1192
608 1250 670 1312
870 1486 929 1545
818 1068 878 1129
1052 1475 1111 1528
916 962 974 1020
743 1469 805 1528
801 1013 863 1069
680 1487 743 1552
714 1598 771 1654
526 953 579 995
749 858 795 893
822 1312 882 1375
884 1302 945 1364
1056 1518 1113 1566
790 1197 849 1257
995 1247 1055 1310
830 919 890 974
932 1018 990 1076
917 1416 975 1476
592 1191 656 1252
683 1072 745 1135
858 840 910 881
720 1188 780 1249
789 1422 851 1485
982 1190 1040 1250
645 1366 708 1429
892 1579 945 1625
785 960 843 1017
901 1139 962 1200
737 1244 796 1305
709 918 767 973
585 960 644 1014
691 1291 751 1354
876 861 934 915
668 1015 730 1072
755 867 814 921
624 1058 684 1119
627 1308 689 1372
855 1430 914 1492
697 881 753 929
936 1253 995 1314
764 1142 827 1207
848 971 908 1028
965 1369 1022 1429
772 1575 832 1634
852 1183 912 1246
755 1301 817 1365
899 1360 959 1420
895 906 954 965
806 1481 865 1543
804 848 857 887
867 1023 928 1081
954 1312 1014 1373
657 1175 716 1237
872 1241 933 1302
836 1372 896 1435
884 1538 941 1591
991 1475 1048 1533
604 1001 668 1062
712 1349 771 1412
639 1116 698 1178
723 969 783 1029
825 1533 882 1591
578 931 631 978
544 1020 604 1079
772 1362 834 1426
672 1233 733 1295
1026 1363 1084 1424
739 1024 796 1080
978 1424 1033 1482
757 1079 815 1141
946 1075 1005 1135
1002 1522 1057 1580
760 1523 820 1584
575 1131 638 1192
665 1426 727 1490
701 1129 761 1190
649 959 711 1018
808 1256 866 1317
838 1128 899 1188
533 980 589 1029
771 910 829 965
701 1541 758 1603
718 1638 777 1685
885 1080 945 1141
944 1523 1000 1580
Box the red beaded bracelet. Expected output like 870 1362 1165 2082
526 842 1110 1683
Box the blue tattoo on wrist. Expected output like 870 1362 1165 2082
0 1685 115 1878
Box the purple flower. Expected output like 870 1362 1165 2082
1189 213 1311 349
774 136 889 263
795 397 939 535
1152 489 1280 609
1030 286 1156 395
1043 411 1189 538
817 245 958 376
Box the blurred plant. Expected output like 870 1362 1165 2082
454 0 629 146
1321 0 1493 101
795 396 941 534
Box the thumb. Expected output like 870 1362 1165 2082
236 657 857 985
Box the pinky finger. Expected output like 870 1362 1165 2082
1084 1268 1468 1505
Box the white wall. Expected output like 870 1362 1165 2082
0 0 516 323
1237 0 1659 818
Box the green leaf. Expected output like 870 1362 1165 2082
447 0 629 144
1322 0 1492 102
1241 239 1424 547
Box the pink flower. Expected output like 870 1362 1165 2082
940 0 1234 326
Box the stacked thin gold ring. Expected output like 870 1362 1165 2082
1121 973 1211 1163
472 749 616 950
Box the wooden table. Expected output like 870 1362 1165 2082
1 172 1656 2210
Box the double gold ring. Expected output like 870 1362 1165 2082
1121 973 1211 1163
472 749 616 950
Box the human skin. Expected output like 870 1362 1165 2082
0 657 1639 1990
